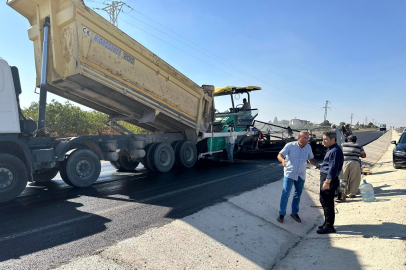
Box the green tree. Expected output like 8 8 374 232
320 120 331 126
279 120 289 127
21 100 146 136
339 122 346 126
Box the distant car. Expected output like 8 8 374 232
392 133 406 169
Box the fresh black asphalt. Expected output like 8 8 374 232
0 130 386 270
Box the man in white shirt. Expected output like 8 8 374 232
277 131 320 223
241 98 251 111
225 125 237 163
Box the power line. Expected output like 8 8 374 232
89 3 349 120
120 9 325 108
118 18 327 112
85 0 109 5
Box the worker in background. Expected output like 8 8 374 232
331 124 343 147
341 125 347 142
345 124 352 137
225 124 237 163
342 135 366 198
241 98 251 111
277 131 320 224
287 126 294 138
318 130 343 234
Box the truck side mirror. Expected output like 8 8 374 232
391 140 397 145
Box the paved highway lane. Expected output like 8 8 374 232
0 130 385 269
353 130 386 146
0 158 283 270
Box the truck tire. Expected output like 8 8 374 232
150 143 175 173
0 154 28 202
143 143 158 172
174 140 198 168
111 155 139 172
171 140 182 151
60 149 101 187
33 167 59 183
110 160 120 170
170 140 182 168
59 157 73 186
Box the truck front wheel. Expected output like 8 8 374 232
60 149 101 187
0 154 28 202
33 167 59 182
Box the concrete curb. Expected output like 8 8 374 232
57 130 401 270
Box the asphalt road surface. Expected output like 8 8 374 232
0 130 386 270
353 130 386 146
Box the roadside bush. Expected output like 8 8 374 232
22 100 146 136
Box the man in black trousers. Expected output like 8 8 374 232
318 130 344 234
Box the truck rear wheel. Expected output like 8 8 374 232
60 149 101 187
174 140 197 168
111 155 139 172
143 143 158 172
33 167 59 183
0 154 28 202
149 143 175 173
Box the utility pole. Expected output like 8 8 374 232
350 113 354 125
95 1 132 27
365 117 368 125
321 100 331 122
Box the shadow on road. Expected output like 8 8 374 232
336 222 406 239
370 170 392 175
0 197 111 263
373 185 406 198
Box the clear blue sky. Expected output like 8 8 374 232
1 0 405 127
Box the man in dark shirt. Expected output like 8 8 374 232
318 130 344 234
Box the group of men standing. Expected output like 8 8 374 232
277 125 366 234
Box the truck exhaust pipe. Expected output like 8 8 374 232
37 17 50 131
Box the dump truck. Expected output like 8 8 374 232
379 124 386 132
0 0 260 202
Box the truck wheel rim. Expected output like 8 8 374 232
74 159 94 178
159 149 170 166
0 167 14 189
185 147 193 162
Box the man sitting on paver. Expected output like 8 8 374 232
318 130 344 234
277 131 320 224
241 98 251 111
342 135 366 198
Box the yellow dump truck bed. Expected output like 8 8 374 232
7 0 214 134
